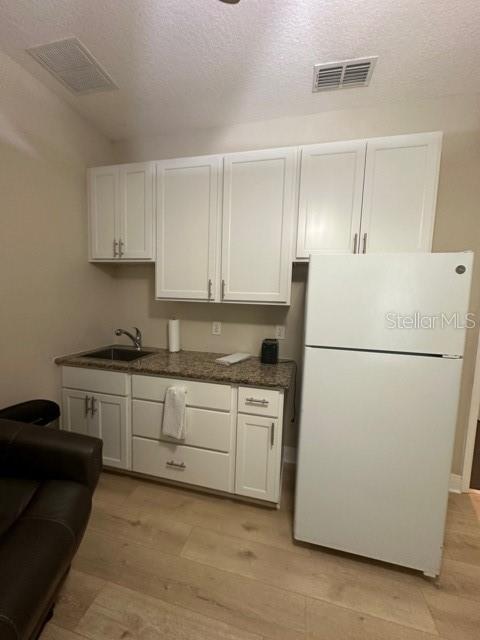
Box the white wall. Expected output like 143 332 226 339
0 50 116 408
113 93 480 467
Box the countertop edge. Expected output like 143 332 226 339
56 348 296 391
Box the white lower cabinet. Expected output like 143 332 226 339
61 367 131 470
89 393 129 469
235 386 284 503
62 368 286 504
132 437 234 493
62 388 90 436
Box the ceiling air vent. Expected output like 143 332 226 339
313 57 377 92
26 37 117 95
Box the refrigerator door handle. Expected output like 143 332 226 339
362 232 368 254
353 233 358 254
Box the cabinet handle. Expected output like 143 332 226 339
113 239 118 257
362 233 368 254
271 422 275 447
245 397 269 406
353 233 358 254
118 239 124 258
91 397 97 416
208 279 212 300
84 395 90 417
166 460 186 469
221 279 225 299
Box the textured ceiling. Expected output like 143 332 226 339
0 0 479 141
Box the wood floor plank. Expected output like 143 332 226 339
56 472 480 640
443 531 480 566
469 493 480 521
421 558 480 603
75 582 263 640
88 500 192 555
181 527 437 633
51 570 106 631
306 597 439 640
423 590 480 640
74 527 306 640
130 480 305 555
93 472 140 509
40 623 89 639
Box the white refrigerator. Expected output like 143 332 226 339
294 252 473 577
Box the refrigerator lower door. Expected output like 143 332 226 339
294 346 462 576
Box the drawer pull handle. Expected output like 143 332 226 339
245 397 269 406
166 460 186 469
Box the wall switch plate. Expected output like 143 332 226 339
275 325 286 340
212 321 222 336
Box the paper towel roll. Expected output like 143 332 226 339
168 319 180 353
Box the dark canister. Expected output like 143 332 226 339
261 338 279 364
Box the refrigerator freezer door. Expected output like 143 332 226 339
305 252 473 355
294 346 462 576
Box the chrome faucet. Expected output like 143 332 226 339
115 327 143 350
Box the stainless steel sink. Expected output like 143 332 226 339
82 346 153 362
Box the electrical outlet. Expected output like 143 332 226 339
275 325 286 340
212 321 222 336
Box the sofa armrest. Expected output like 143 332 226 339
0 418 102 492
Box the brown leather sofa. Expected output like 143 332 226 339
0 418 102 640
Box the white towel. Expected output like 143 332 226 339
162 386 187 440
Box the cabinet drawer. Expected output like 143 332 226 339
132 437 233 492
132 400 233 452
62 366 129 396
132 375 231 411
238 387 280 417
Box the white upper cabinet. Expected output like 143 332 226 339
89 162 155 261
295 132 442 258
89 166 118 260
156 156 221 300
221 148 297 303
296 141 365 257
118 163 155 260
360 132 442 253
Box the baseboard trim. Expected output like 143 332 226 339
449 473 462 494
284 448 463 494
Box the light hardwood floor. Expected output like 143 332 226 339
41 467 480 640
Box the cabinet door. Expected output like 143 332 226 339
156 156 221 300
360 132 442 253
62 389 90 435
88 166 119 259
118 163 155 260
296 141 366 258
90 393 130 469
222 148 297 303
235 414 280 502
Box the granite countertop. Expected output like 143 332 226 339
55 346 296 389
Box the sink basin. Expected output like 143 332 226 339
82 347 153 362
